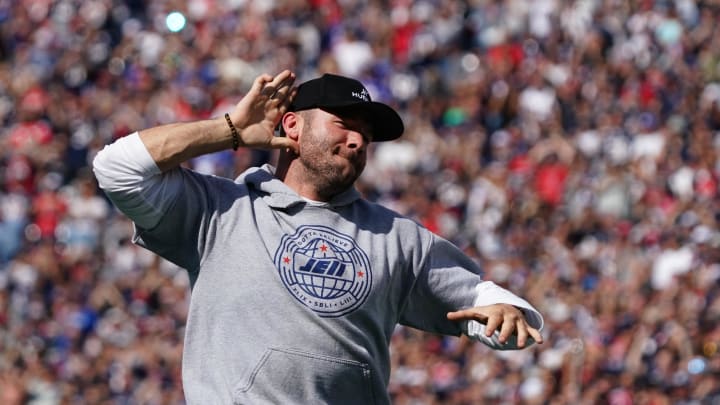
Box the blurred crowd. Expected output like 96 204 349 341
1 0 719 404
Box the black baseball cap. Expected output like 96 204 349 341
289 73 404 142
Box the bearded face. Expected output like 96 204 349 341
296 109 369 198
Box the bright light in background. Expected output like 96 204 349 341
166 12 186 32
461 53 480 73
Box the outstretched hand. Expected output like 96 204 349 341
447 304 543 348
229 70 299 153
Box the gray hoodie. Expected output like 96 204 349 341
93 133 543 405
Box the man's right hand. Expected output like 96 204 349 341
229 70 299 153
139 70 300 171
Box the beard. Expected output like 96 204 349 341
298 123 366 199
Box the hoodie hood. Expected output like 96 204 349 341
235 164 362 209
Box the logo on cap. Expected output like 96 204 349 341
351 88 370 102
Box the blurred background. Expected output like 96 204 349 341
1 0 719 403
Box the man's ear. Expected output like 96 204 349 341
281 112 302 141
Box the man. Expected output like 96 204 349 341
93 70 543 404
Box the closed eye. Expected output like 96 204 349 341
335 120 373 142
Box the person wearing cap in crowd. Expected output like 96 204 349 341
92 70 543 404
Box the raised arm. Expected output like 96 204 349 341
93 70 300 230
141 70 299 171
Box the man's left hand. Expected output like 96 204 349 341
447 304 544 348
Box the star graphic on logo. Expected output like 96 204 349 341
357 271 364 278
320 244 328 252
283 256 290 264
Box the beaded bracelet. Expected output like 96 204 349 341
224 113 240 151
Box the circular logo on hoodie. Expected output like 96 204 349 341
274 225 372 317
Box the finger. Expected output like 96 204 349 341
270 136 299 153
251 74 274 96
528 326 543 344
446 309 485 322
274 70 295 88
515 320 529 348
261 85 277 98
272 69 294 84
272 77 296 101
268 84 295 109
264 70 294 97
445 310 465 321
484 314 502 338
497 315 515 343
276 87 298 114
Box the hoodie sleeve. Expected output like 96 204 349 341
92 132 214 273
400 232 543 350
92 132 182 229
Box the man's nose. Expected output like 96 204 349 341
346 130 368 150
